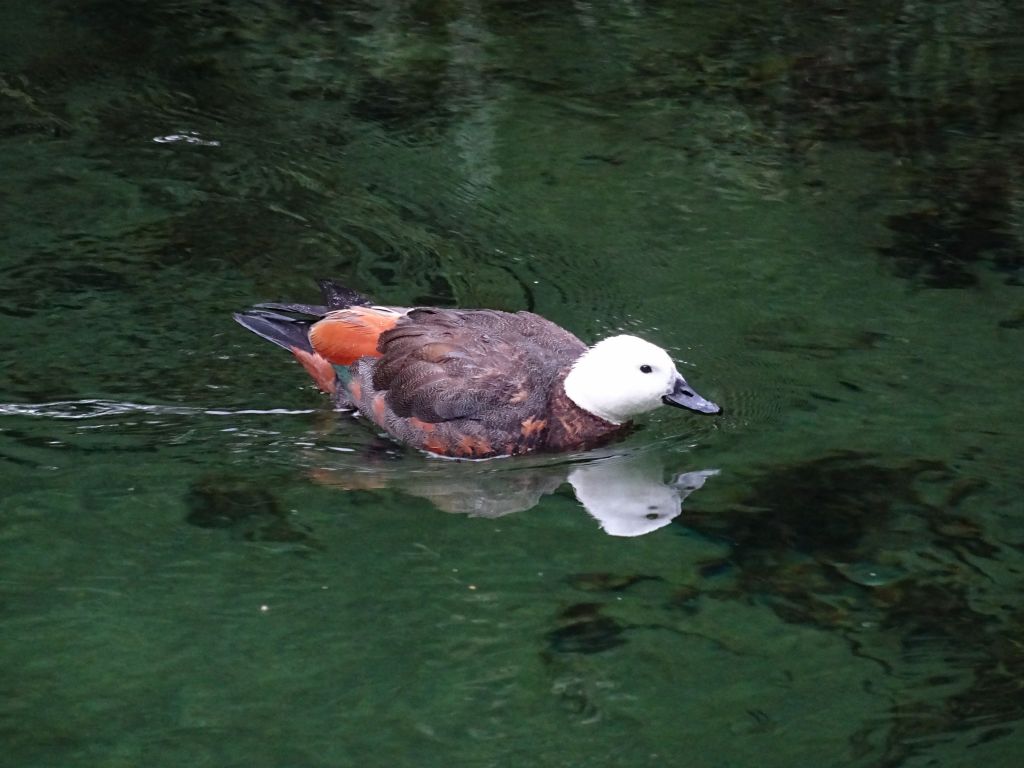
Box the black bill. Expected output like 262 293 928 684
662 376 722 415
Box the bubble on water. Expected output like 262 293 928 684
834 561 907 587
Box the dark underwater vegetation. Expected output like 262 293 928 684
2 1 1023 765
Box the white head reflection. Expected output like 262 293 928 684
310 446 718 538
569 457 718 537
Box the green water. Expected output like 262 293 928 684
2 1 1023 765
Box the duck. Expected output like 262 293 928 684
234 279 721 459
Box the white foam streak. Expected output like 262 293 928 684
0 399 315 420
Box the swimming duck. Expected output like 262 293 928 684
234 280 721 458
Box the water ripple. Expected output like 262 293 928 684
0 399 315 420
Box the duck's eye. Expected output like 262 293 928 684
639 364 653 374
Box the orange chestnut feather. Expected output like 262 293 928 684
308 306 400 366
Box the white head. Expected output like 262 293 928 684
562 335 721 425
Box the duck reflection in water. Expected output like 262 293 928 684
311 450 718 537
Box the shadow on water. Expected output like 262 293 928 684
306 447 718 537
1 398 718 539
678 451 1023 762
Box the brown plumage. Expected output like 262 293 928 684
345 308 627 457
234 284 629 458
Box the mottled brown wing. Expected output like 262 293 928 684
346 308 587 457
378 309 584 421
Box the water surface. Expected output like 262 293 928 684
2 1 1023 766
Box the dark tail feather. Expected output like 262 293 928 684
233 309 315 354
233 279 372 406
234 279 374 351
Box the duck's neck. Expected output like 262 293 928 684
545 380 630 452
